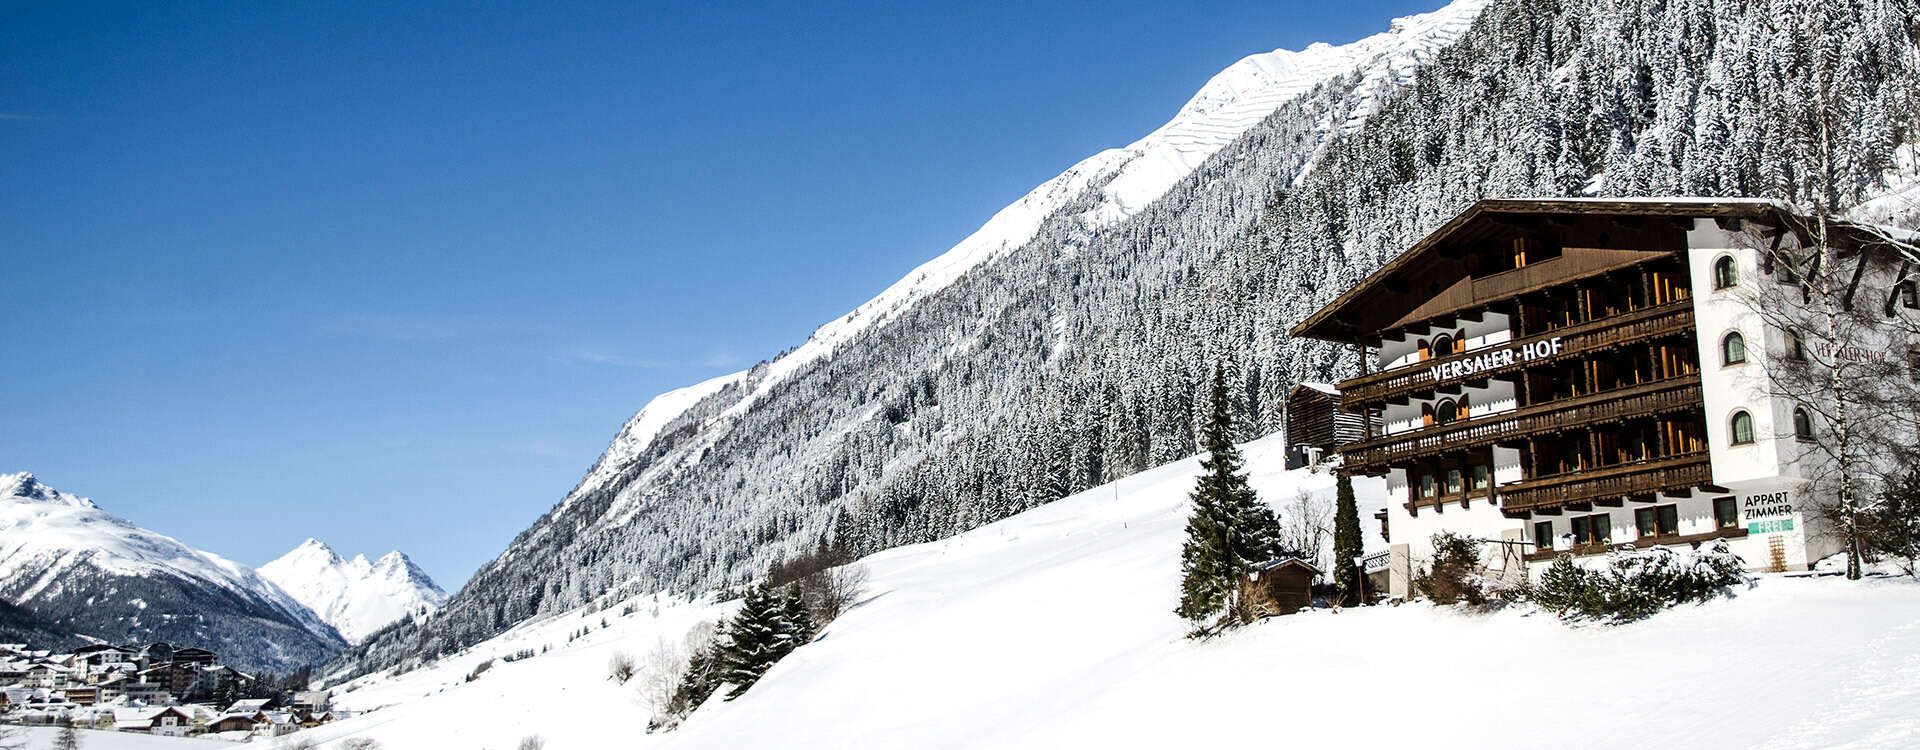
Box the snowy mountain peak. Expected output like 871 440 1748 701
0 471 95 508
0 472 344 670
260 539 448 644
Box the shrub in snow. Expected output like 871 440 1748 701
1530 541 1751 623
340 739 382 750
517 735 545 750
465 658 494 682
609 650 637 683
1414 532 1486 605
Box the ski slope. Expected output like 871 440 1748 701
296 433 1920 749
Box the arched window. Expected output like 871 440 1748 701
1722 331 1747 365
1730 410 1756 445
1435 399 1457 425
1713 255 1739 290
1794 408 1814 440
1432 334 1453 358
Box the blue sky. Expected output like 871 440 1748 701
0 0 1440 588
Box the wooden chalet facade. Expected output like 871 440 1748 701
1293 198 1913 597
1284 383 1372 468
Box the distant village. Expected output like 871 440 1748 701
0 641 341 740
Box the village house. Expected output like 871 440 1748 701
1292 198 1917 598
113 705 194 736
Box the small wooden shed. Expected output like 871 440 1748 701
1243 557 1321 617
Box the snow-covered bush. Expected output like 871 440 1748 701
1414 532 1490 605
609 650 637 683
1531 541 1751 623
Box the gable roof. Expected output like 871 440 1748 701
1290 197 1805 345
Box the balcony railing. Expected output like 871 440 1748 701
1496 453 1714 515
1339 300 1696 406
1338 375 1703 474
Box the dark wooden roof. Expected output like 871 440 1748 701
1290 198 1803 345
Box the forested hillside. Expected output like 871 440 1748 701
337 0 1919 678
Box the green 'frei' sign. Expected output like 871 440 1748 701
1748 518 1795 535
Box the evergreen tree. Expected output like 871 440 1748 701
1331 473 1364 606
714 585 794 698
53 722 80 750
1176 366 1285 630
779 585 816 650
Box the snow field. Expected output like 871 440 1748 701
305 434 1920 749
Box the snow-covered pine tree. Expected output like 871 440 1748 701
779 585 816 648
52 722 80 750
716 586 782 697
1331 473 1363 606
1176 366 1285 631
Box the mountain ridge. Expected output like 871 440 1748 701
0 471 346 671
260 538 448 644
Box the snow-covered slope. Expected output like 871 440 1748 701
260 539 448 644
0 472 346 670
298 435 1920 748
562 0 1487 504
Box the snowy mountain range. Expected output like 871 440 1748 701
260 539 447 644
0 472 439 671
340 0 1920 681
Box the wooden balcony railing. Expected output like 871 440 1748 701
1339 301 1696 406
1338 375 1703 474
1497 453 1713 515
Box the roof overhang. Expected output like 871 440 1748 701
1289 197 1804 345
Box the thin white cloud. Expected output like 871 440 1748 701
562 348 744 370
320 313 545 343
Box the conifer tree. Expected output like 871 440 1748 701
1176 366 1285 630
53 722 80 750
779 585 816 650
715 586 782 697
1331 473 1364 606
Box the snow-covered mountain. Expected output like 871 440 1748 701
340 0 1920 681
564 0 1486 517
260 539 447 644
0 472 345 671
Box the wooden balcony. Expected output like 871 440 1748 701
1339 300 1696 406
1338 375 1703 475
1496 453 1714 516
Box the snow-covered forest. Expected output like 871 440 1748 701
336 0 1920 678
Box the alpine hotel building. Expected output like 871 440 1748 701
1293 198 1915 598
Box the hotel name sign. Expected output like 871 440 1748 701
1429 337 1564 382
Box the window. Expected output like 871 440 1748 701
1903 281 1919 309
1714 497 1739 529
1637 504 1681 538
1722 331 1747 365
1435 398 1457 426
1571 514 1611 546
1432 334 1453 358
1534 521 1555 550
1445 468 1464 495
1793 407 1814 440
1470 464 1491 491
1419 473 1437 499
1730 410 1755 445
1785 329 1805 361
1712 255 1739 290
